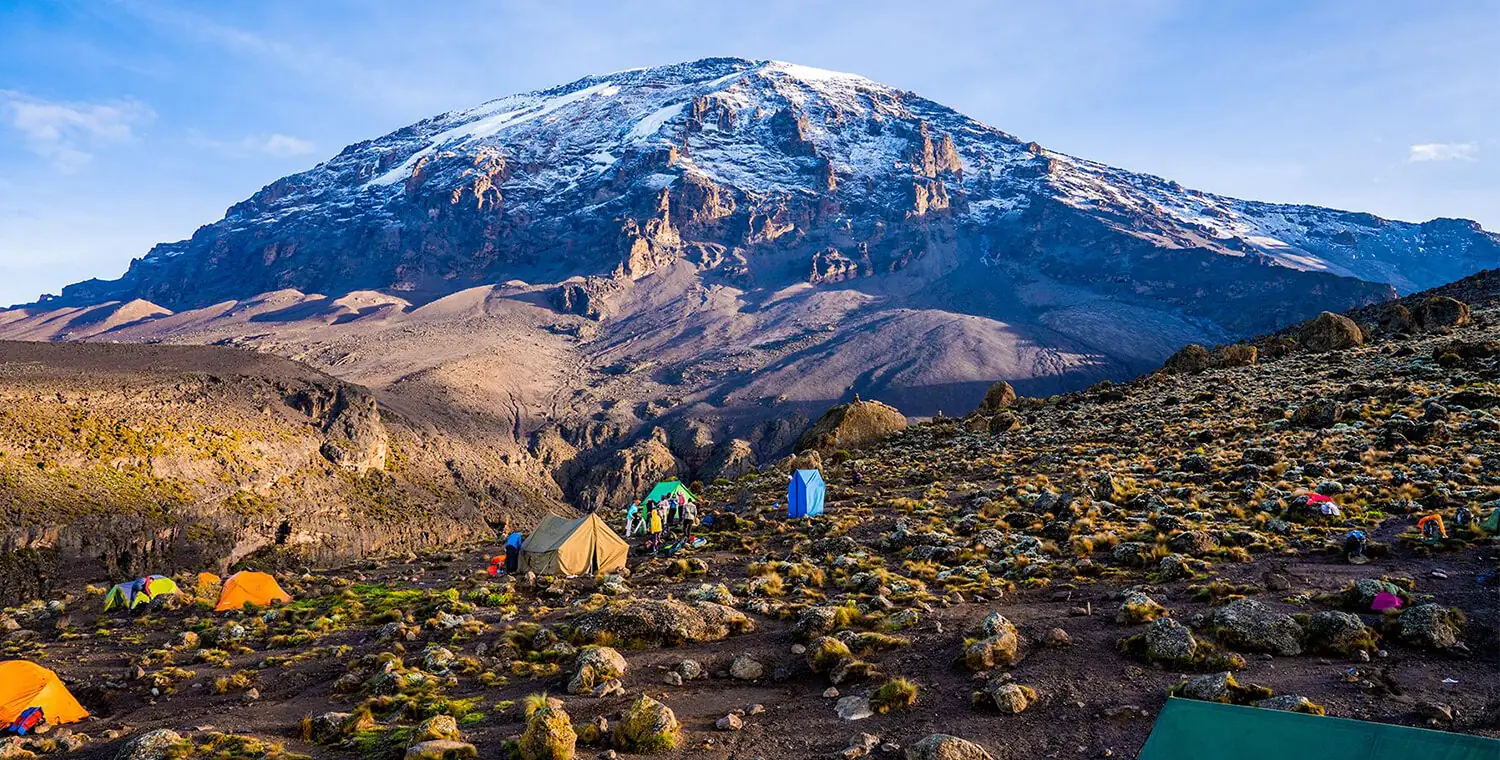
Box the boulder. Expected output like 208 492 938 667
413 715 462 744
795 399 908 453
1214 344 1258 368
304 712 354 744
114 730 183 760
1254 695 1323 715
904 734 995 760
519 705 576 760
729 654 764 681
573 599 753 645
836 695 873 721
1143 618 1197 663
984 682 1033 714
1116 592 1168 625
1399 604 1463 651
977 380 1018 412
964 630 1019 670
1162 344 1214 375
568 646 629 694
404 741 478 760
1211 599 1303 656
1304 611 1375 655
1413 296 1471 330
613 695 681 753
1298 312 1364 352
1291 399 1342 429
1167 531 1218 557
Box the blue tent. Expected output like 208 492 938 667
788 469 826 518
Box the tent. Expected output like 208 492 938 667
214 571 292 612
0 661 89 728
1483 506 1500 533
787 469 826 519
519 513 629 576
103 575 182 612
196 571 221 588
645 480 696 504
1138 697 1498 760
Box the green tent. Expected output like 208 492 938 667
1139 698 1498 760
1482 506 1500 533
645 480 696 504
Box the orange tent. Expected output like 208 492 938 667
0 661 89 726
214 571 292 612
197 571 221 587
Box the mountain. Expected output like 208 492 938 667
7 57 1500 507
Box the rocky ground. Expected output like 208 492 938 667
4 278 1500 760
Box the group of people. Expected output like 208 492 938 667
624 492 698 553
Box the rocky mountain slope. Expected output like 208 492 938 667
0 341 559 606
1 267 1495 760
5 58 1500 510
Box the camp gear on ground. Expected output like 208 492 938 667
519 513 628 576
1138 696 1498 760
645 480 696 505
9 707 43 736
215 571 292 612
0 661 88 728
1454 506 1473 527
1418 514 1447 542
787 469 826 518
1371 592 1403 612
103 575 182 612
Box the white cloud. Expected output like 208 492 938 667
0 91 154 172
191 132 317 158
1408 142 1477 162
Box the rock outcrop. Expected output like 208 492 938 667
795 399 908 453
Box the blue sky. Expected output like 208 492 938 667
1 0 1496 307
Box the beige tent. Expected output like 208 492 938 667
519 513 629 576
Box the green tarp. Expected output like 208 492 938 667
1139 698 1498 760
645 480 696 504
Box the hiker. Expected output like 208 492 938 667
1343 530 1368 564
624 500 643 537
680 495 699 541
852 468 864 486
647 501 665 553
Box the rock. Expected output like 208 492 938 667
987 412 1020 435
305 712 353 744
795 606 846 639
1167 531 1217 557
320 387 390 473
1143 618 1197 663
836 695 873 721
114 729 182 760
1416 701 1455 723
1214 344 1258 368
1176 672 1231 702
977 380 1018 412
824 687 841 698
613 695 681 753
520 705 577 760
675 659 703 680
807 636 853 673
701 438 757 482
1399 604 1463 651
985 682 1033 714
1116 592 1168 625
591 679 624 699
795 399 908 453
573 599 753 645
1211 598 1303 655
1298 311 1364 352
662 672 682 686
715 713 743 731
1304 611 1375 655
1413 296 1471 330
1162 344 1215 375
729 654 764 681
964 620 1020 670
422 645 456 674
569 646 629 694
1042 627 1072 647
1156 554 1191 581
1291 399 1342 429
904 734 995 760
1254 695 1322 715
405 740 478 760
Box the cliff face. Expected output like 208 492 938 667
0 341 561 605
